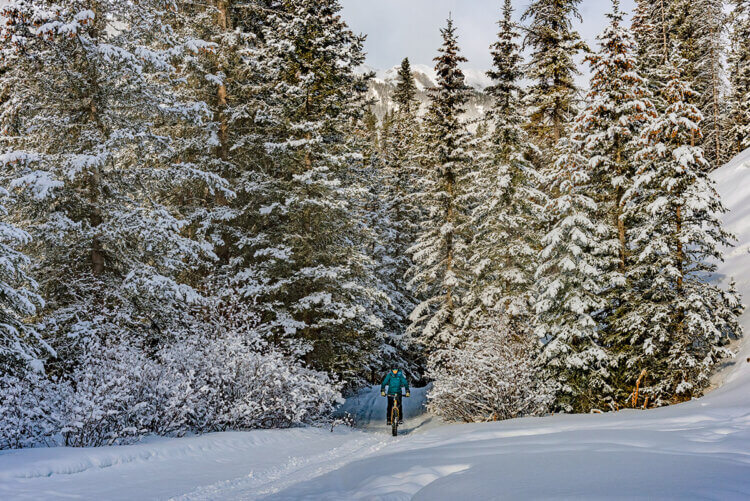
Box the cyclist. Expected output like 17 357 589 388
381 368 410 425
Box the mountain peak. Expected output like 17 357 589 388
359 64 492 91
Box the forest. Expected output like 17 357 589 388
1 0 749 449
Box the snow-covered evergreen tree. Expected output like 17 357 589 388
0 1 343 449
522 0 589 150
727 0 750 155
392 58 419 115
634 0 731 169
465 0 546 330
408 17 473 372
621 62 742 405
668 0 727 169
231 0 383 382
534 139 613 413
164 0 248 268
535 3 658 412
574 1 657 359
0 186 49 373
0 1 220 373
375 58 424 372
631 0 671 104
581 0 655 273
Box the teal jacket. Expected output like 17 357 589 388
381 370 409 395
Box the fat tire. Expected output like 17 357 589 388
391 405 398 436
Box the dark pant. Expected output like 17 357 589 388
386 394 403 423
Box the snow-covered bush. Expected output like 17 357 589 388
2 337 181 449
157 301 343 431
0 301 342 449
0 372 64 449
57 338 167 447
161 332 343 431
428 315 552 422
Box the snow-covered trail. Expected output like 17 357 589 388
173 386 441 500
2 149 750 500
337 384 444 435
0 386 437 500
6 390 749 500
0 427 383 500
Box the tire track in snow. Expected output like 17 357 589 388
171 386 440 500
170 433 389 500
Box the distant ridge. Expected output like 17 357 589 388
358 64 493 122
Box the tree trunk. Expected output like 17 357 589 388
88 0 105 276
712 53 721 168
553 110 561 144
660 0 668 64
615 148 626 272
215 1 231 161
676 204 683 290
445 173 455 318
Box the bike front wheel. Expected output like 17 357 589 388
391 406 398 436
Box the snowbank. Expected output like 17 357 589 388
711 148 750 385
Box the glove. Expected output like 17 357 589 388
381 391 386 397
405 391 410 397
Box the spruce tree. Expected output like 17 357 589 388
350 109 397 380
172 0 293 319
466 0 546 329
632 0 727 169
536 3 659 412
573 0 659 403
534 139 612 413
0 0 217 372
155 0 240 288
0 185 49 373
668 0 727 169
631 0 672 103
376 58 423 373
575 0 657 337
727 0 750 155
408 17 473 372
522 0 589 150
233 0 383 382
622 62 742 405
393 58 419 114
441 4 551 417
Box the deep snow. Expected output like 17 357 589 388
2 149 750 500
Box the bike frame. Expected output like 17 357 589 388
385 392 408 436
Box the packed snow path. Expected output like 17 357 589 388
2 149 750 499
337 384 444 435
0 387 438 500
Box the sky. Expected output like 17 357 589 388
339 0 637 75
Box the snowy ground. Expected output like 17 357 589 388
3 149 750 500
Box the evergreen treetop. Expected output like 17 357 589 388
408 16 473 370
522 0 589 149
394 58 418 113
